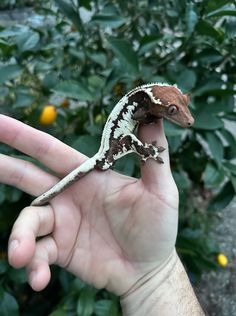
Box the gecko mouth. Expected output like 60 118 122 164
167 116 194 128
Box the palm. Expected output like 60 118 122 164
47 163 178 294
0 115 178 295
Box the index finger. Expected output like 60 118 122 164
0 115 86 175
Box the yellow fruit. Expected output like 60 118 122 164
60 98 70 108
217 253 228 267
39 105 57 125
95 114 104 124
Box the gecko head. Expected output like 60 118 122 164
148 85 194 128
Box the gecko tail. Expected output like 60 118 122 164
31 156 98 206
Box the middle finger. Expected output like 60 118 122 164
0 153 58 196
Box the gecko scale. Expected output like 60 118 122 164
31 83 194 206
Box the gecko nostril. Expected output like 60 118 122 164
187 117 195 127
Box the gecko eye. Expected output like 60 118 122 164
168 104 178 115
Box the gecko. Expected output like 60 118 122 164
31 83 194 206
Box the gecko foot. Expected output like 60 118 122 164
141 155 164 165
140 143 165 164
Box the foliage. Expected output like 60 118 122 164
0 0 236 314
0 0 35 10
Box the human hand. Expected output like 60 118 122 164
0 114 178 295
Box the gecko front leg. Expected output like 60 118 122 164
118 134 165 164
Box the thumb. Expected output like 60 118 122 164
138 120 174 191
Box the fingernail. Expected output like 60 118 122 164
9 240 19 253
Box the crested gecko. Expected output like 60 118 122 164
31 83 194 206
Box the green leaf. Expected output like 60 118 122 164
49 309 67 316
0 260 8 274
0 184 6 204
88 75 105 91
193 78 222 96
220 129 236 159
76 286 96 316
16 30 40 52
107 36 139 75
0 25 29 38
8 267 27 284
114 154 137 176
0 39 8 46
0 291 19 316
164 121 186 137
90 4 125 28
197 48 223 65
13 89 35 108
203 162 225 188
5 186 22 202
94 299 119 316
0 87 9 101
194 115 223 130
139 36 160 55
193 103 224 130
205 0 233 13
168 136 183 153
208 181 235 212
206 9 236 18
205 132 224 164
42 72 58 90
0 64 22 83
223 161 236 175
94 300 112 316
80 0 93 10
53 81 93 101
185 3 198 35
173 171 191 190
224 113 236 120
72 278 86 291
231 175 236 192
72 135 100 157
196 20 223 42
34 61 53 72
88 52 107 68
54 0 83 30
90 14 125 28
176 68 197 91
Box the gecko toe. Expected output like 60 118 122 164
158 146 165 153
157 156 164 164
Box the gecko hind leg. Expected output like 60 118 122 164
120 134 165 164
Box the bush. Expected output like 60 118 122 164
0 0 236 314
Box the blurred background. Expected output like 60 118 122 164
0 0 235 315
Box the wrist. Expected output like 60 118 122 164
120 249 205 316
